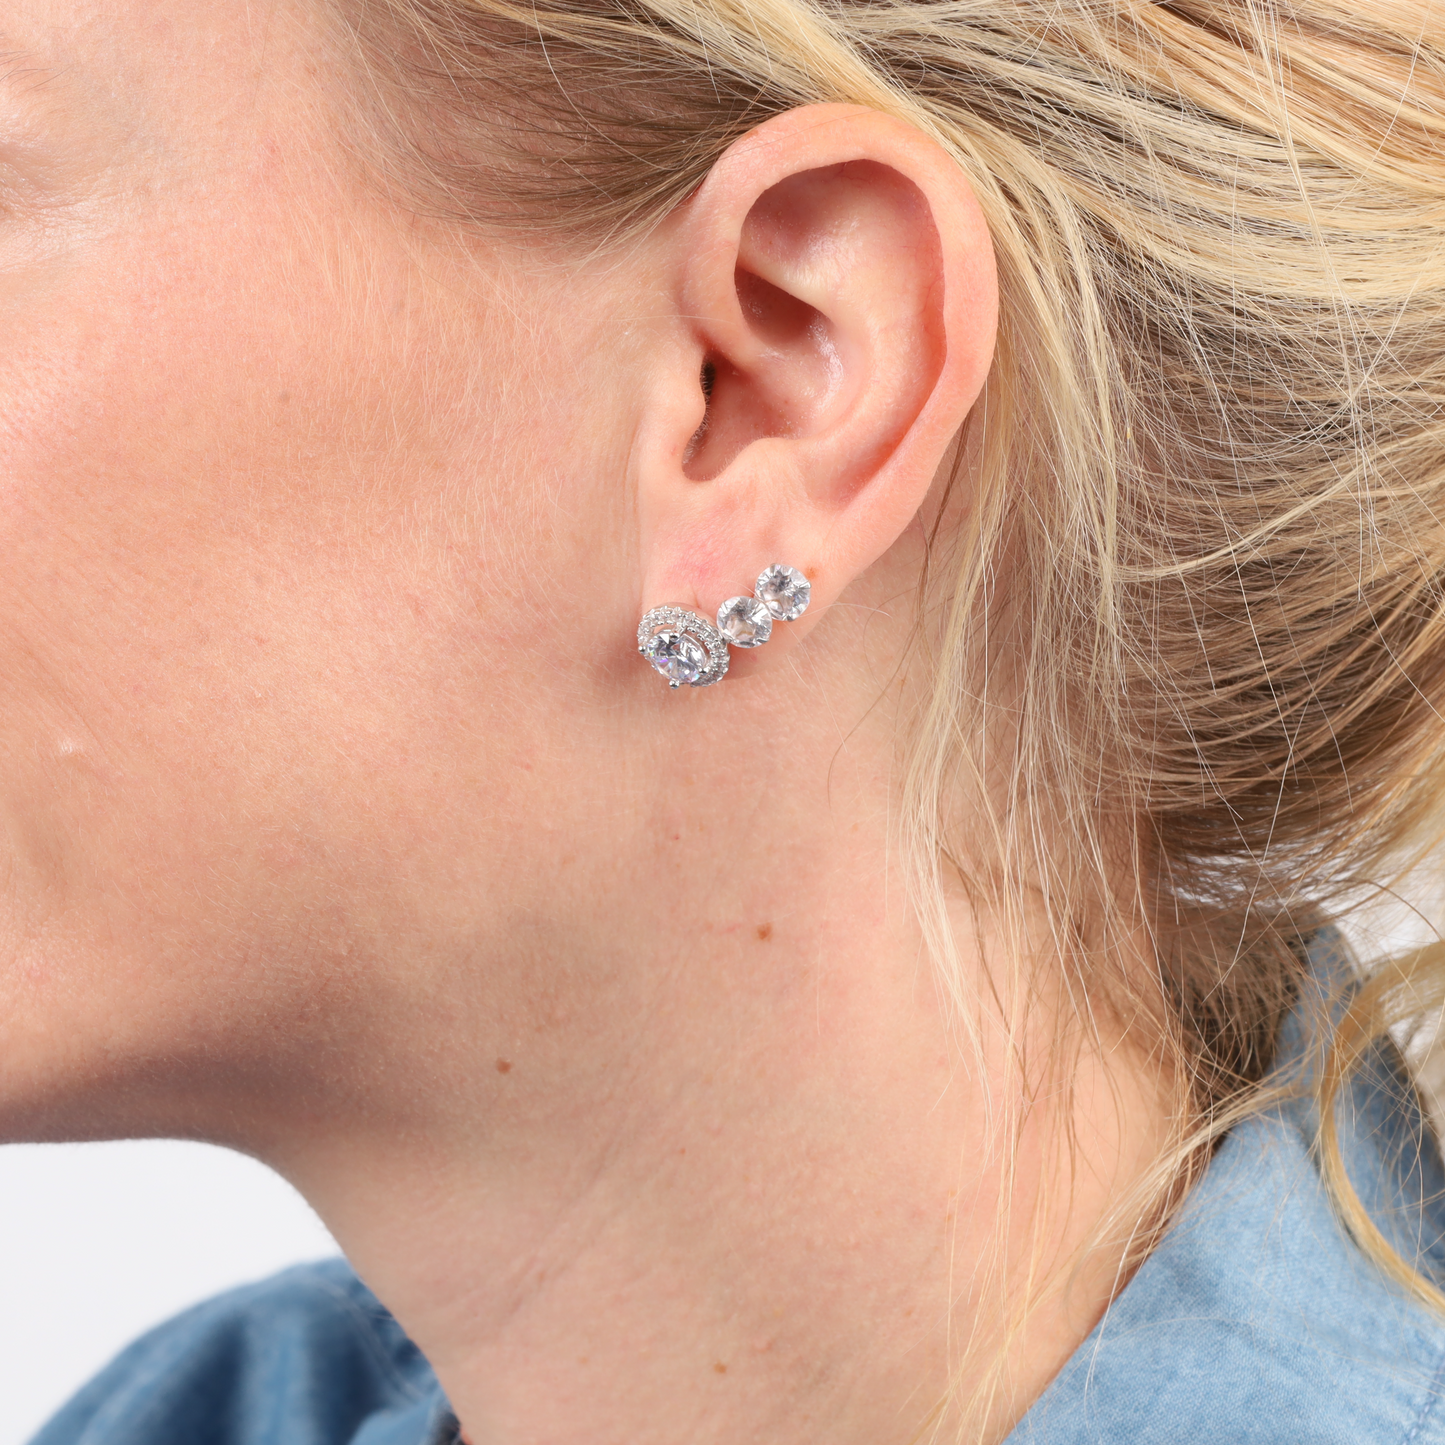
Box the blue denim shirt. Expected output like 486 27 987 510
32 964 1445 1445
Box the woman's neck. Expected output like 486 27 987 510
263 799 1173 1444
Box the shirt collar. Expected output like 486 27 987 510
1004 934 1445 1443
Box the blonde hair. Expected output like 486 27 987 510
338 0 1445 1428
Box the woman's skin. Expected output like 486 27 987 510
0 3 1174 1442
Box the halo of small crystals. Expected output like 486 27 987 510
637 607 730 687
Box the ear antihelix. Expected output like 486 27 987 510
637 564 812 689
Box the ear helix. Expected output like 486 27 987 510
637 564 811 688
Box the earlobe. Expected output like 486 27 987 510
634 104 997 681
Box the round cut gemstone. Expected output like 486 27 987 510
755 563 811 621
643 628 706 686
716 595 773 647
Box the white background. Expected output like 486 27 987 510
0 1141 339 1445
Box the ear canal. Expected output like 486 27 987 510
683 247 833 484
683 358 719 469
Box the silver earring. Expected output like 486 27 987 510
638 564 811 689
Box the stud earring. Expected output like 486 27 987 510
638 564 811 689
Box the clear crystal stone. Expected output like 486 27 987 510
716 595 773 647
643 628 706 686
755 563 811 621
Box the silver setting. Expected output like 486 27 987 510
637 607 730 688
637 565 810 688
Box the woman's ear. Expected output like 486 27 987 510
634 103 997 667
